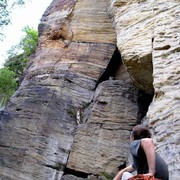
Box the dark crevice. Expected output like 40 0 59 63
97 101 108 105
95 47 122 89
63 167 88 178
137 90 154 123
0 144 11 148
118 161 127 170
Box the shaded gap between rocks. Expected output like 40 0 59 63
137 90 154 123
94 46 154 122
63 167 88 178
95 47 122 89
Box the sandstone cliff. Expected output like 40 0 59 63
0 0 179 179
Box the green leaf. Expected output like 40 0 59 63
0 67 17 107
5 26 38 84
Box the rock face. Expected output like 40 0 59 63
0 0 179 179
146 1 180 179
111 0 154 94
67 79 138 175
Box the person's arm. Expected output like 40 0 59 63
141 138 156 176
113 165 135 180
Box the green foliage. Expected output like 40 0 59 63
99 172 114 180
0 0 10 27
7 26 38 57
20 26 38 56
0 26 38 107
0 67 17 107
4 54 25 83
4 26 38 83
0 0 25 40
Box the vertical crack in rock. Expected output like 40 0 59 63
137 90 154 123
66 44 140 175
95 47 122 88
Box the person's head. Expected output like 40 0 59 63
130 124 152 140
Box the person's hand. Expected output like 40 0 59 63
143 172 154 177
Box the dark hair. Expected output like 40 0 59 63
131 125 152 140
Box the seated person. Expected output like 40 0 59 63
113 125 169 180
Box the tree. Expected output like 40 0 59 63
4 26 38 84
4 53 25 81
7 26 38 57
0 67 17 107
0 0 25 40
20 26 38 56
0 26 37 107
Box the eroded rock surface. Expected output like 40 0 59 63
67 79 138 175
0 0 179 179
146 1 180 178
0 0 138 179
111 1 180 178
111 0 154 94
